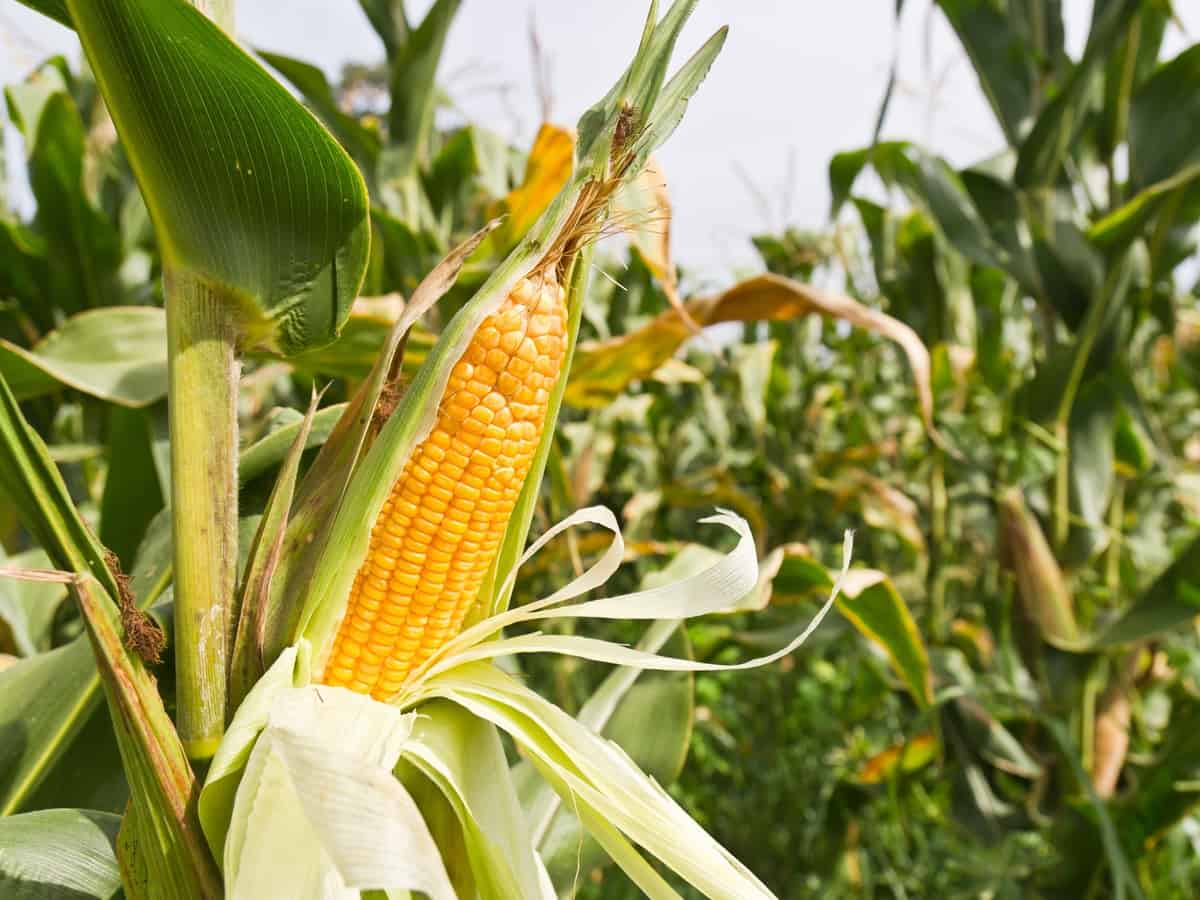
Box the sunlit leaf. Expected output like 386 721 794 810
490 124 575 252
0 308 166 407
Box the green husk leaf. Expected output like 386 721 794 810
265 222 499 669
229 392 320 710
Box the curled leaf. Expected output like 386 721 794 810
569 272 941 443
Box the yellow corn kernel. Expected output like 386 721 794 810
322 275 567 699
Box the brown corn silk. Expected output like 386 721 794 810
321 275 567 699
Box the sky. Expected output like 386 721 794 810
2 1 1196 285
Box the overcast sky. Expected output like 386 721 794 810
2 1 1196 283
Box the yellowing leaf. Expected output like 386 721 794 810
614 157 693 328
492 124 575 250
855 733 937 785
568 273 939 443
838 569 934 707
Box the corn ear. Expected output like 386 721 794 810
293 0 729 691
999 488 1080 646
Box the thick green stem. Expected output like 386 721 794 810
165 265 239 760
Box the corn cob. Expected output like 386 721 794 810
321 274 567 699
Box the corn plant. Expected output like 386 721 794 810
0 0 867 897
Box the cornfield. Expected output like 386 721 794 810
2 1 1200 898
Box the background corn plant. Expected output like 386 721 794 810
2 0 1200 898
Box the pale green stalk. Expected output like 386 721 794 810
168 0 236 760
164 266 239 759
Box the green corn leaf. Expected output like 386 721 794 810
0 219 50 331
0 547 67 657
73 577 222 900
829 142 1004 274
381 0 462 224
19 707 129 816
1095 535 1200 647
772 548 932 707
358 0 411 58
1013 0 1140 188
100 406 165 568
0 308 167 407
5 73 122 322
0 374 119 599
237 404 346 485
1089 162 1200 251
0 640 99 816
387 0 460 154
66 0 370 355
258 50 383 174
933 0 1056 144
1128 43 1200 191
0 808 122 899
0 369 132 814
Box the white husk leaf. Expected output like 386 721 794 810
204 506 850 900
218 682 455 900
